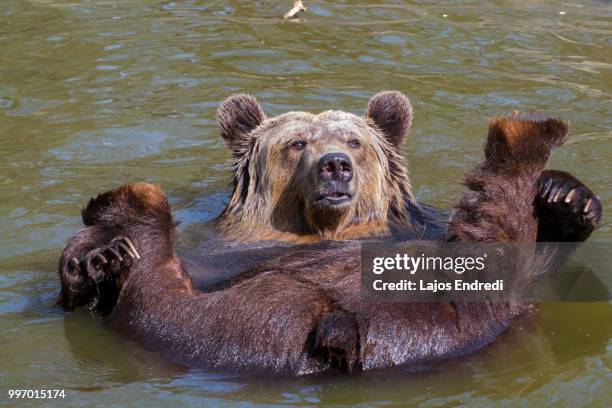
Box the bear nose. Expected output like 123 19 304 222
318 152 353 182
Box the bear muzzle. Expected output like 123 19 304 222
315 152 354 206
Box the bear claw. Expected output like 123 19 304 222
69 237 140 283
537 170 602 228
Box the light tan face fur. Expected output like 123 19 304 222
216 91 414 242
250 111 392 236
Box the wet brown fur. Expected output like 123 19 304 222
447 116 569 242
57 114 584 374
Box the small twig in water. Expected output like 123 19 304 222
284 1 306 19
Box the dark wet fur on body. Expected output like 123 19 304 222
57 110 600 374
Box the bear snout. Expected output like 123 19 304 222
318 152 353 183
313 152 355 206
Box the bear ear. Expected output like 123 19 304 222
217 94 266 157
365 91 413 148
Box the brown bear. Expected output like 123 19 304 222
57 92 601 375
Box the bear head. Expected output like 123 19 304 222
216 91 418 242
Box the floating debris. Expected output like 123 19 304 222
284 1 306 19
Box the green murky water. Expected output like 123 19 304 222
1 0 610 406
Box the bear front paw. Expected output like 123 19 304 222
538 170 602 227
536 170 602 242
68 236 140 283
60 236 140 310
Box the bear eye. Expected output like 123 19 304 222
347 138 361 148
290 141 307 151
